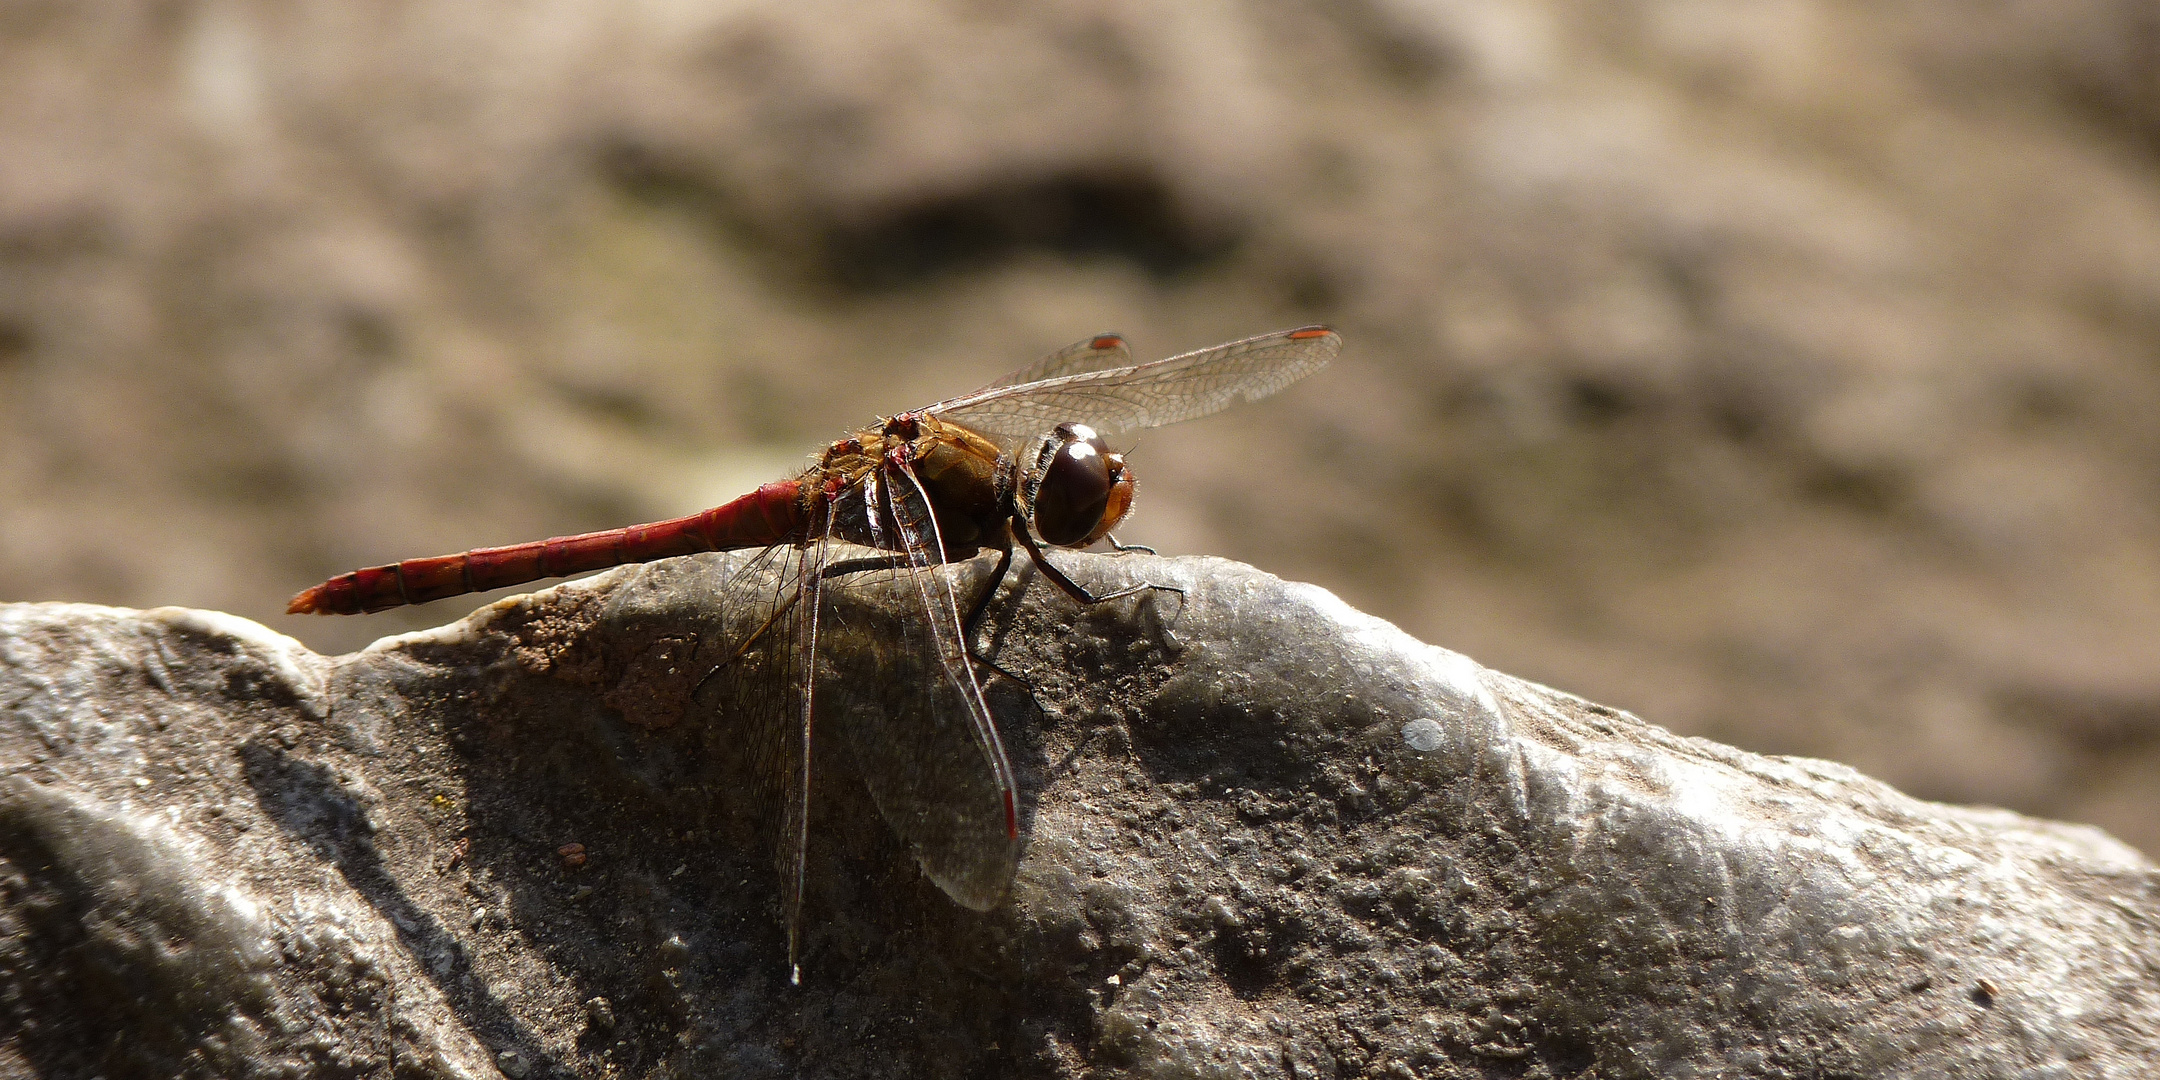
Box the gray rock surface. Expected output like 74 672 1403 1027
3 552 2156 1078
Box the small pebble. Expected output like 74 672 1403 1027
1401 718 1444 753
585 996 616 1033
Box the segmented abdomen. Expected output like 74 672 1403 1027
288 480 807 615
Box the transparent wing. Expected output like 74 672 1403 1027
927 325 1339 440
829 463 1022 911
684 537 823 983
710 530 827 984
969 333 1131 394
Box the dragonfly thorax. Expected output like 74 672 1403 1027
1022 423 1135 547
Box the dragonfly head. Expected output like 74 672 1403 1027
1024 422 1136 547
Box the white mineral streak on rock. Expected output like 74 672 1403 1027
148 606 329 715
360 615 498 654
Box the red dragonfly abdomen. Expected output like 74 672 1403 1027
289 480 807 615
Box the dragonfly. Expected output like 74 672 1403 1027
289 325 1339 980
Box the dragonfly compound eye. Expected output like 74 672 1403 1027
1032 423 1114 546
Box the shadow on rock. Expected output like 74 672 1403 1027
239 740 564 1078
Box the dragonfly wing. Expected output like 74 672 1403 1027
969 333 1132 394
926 325 1339 440
710 534 826 981
779 510 836 982
828 459 1023 910
684 537 825 981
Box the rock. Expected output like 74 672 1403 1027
2 552 2155 1078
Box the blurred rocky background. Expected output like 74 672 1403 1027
3 0 2158 854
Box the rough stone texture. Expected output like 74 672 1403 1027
4 553 2154 1079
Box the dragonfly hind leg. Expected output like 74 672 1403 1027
960 539 1016 647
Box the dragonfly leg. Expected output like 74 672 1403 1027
1015 521 1184 607
696 550 906 699
698 552 914 676
965 579 1052 725
961 542 1046 700
716 588 801 667
1103 533 1155 555
961 536 1016 649
970 647 1050 731
820 553 912 580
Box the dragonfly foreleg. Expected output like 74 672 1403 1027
1103 534 1156 555
1014 520 1185 609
